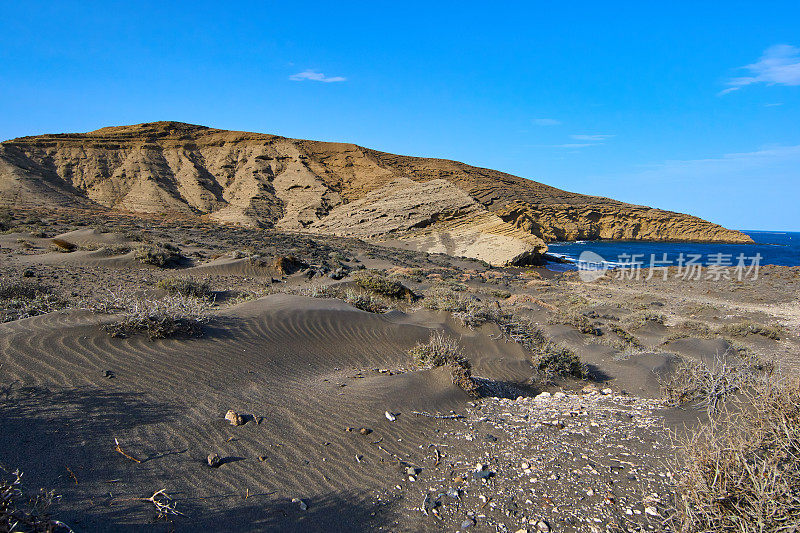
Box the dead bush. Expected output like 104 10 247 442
549 310 602 335
133 243 183 267
409 331 479 397
0 281 64 323
422 287 472 312
622 311 666 329
535 342 587 379
672 380 800 532
1 467 67 532
91 290 209 340
353 270 417 301
156 277 212 299
660 351 771 414
717 321 781 340
608 323 642 347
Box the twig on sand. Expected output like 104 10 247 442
114 438 142 463
113 489 184 518
411 411 464 420
65 466 78 484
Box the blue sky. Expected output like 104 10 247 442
1 2 798 230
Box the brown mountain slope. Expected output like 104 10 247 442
0 121 752 264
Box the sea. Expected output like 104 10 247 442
544 231 800 272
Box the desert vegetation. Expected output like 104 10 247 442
91 289 209 339
672 379 800 532
133 243 184 267
409 331 480 397
353 270 417 301
0 280 64 323
156 276 213 299
0 468 65 532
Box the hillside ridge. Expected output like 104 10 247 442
0 121 753 264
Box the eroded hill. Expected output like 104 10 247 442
0 121 752 264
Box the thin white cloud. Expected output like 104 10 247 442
633 144 800 179
550 143 599 149
722 44 800 94
570 134 614 141
289 70 346 83
764 102 784 107
532 118 561 126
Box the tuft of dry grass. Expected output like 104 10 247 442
672 379 800 532
622 311 666 329
548 309 602 335
49 238 77 253
409 331 480 397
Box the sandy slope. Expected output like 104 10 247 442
0 295 535 531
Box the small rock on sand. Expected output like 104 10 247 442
225 410 245 426
385 411 397 421
292 497 308 511
207 453 221 468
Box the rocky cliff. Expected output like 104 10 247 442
0 121 753 264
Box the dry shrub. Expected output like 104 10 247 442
535 342 587 379
353 270 417 301
422 287 507 327
409 331 479 397
49 238 76 253
133 243 183 267
0 209 13 232
549 310 602 335
275 285 391 313
673 379 800 532
717 321 781 340
496 316 587 378
422 287 472 312
608 323 642 348
661 351 771 415
91 290 209 340
623 311 666 329
0 281 64 323
1 468 66 532
156 277 212 299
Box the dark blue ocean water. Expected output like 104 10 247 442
545 231 800 271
